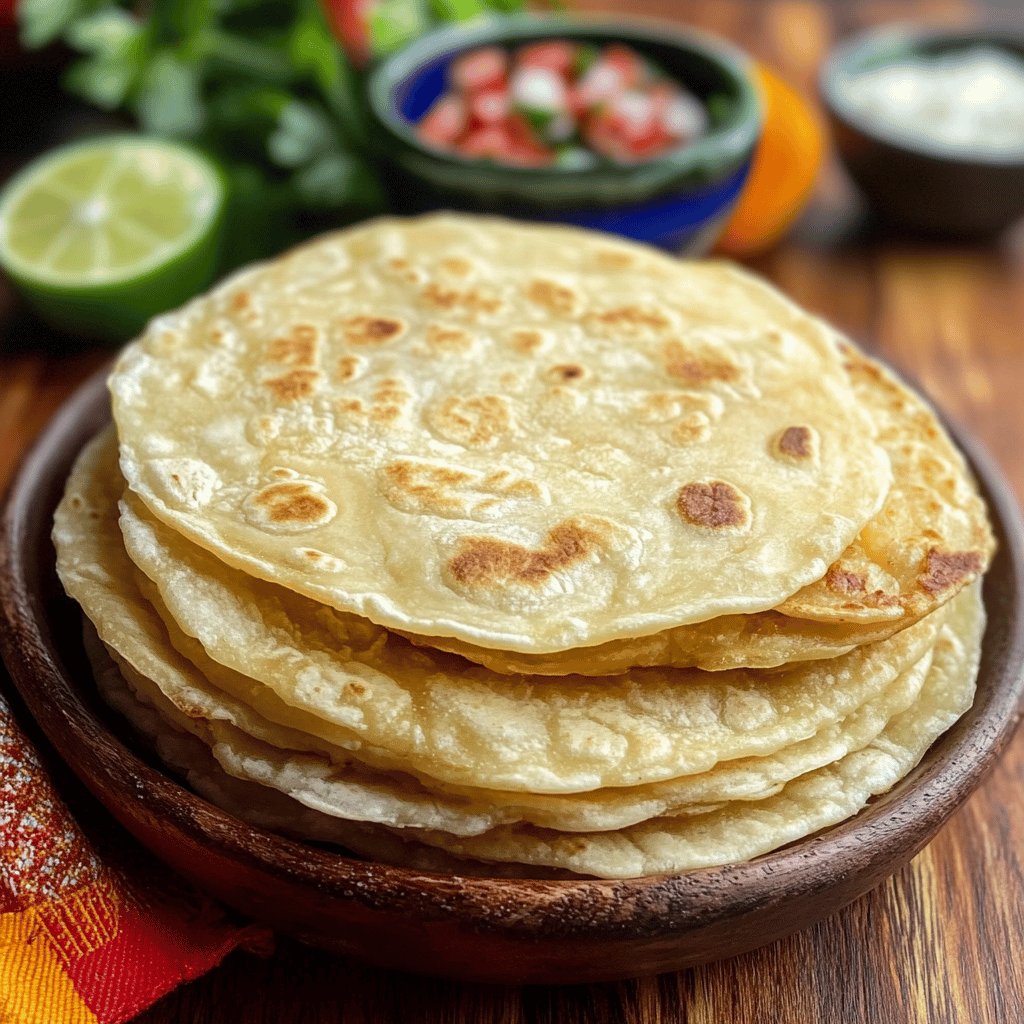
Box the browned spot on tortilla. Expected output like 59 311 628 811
347 681 367 697
432 395 512 446
670 415 712 446
777 425 814 459
426 323 473 352
253 482 332 527
230 290 252 313
270 468 295 480
481 469 540 499
676 481 750 530
594 248 636 270
550 364 585 382
382 460 475 514
664 340 740 386
919 548 984 595
825 565 867 595
336 355 362 382
340 315 406 346
336 398 365 415
448 520 604 587
386 461 473 490
421 281 504 316
508 328 544 354
385 256 424 284
268 324 318 367
304 549 322 560
440 256 473 277
264 369 319 402
371 404 403 424
587 305 671 336
525 278 580 317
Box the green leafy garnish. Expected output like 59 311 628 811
18 0 536 268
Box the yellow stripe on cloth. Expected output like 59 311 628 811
0 907 98 1024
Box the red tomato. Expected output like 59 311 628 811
469 87 509 127
603 43 646 89
607 90 657 142
320 0 372 68
517 40 576 77
460 125 515 159
452 46 508 94
418 96 467 148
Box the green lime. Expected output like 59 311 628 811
0 135 226 342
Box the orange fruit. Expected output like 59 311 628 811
717 63 826 257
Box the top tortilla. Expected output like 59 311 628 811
110 214 891 653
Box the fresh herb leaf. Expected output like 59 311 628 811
19 0 94 48
430 0 488 22
62 8 150 110
268 99 335 168
135 49 206 137
292 150 387 211
369 0 430 58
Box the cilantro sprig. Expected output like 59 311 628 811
17 0 529 265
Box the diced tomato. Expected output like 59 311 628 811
505 143 555 167
418 96 467 148
421 38 703 168
603 43 647 89
517 40 577 78
581 109 625 161
504 112 544 149
624 123 672 159
460 126 515 160
609 91 656 137
321 0 373 68
451 46 509 94
470 87 510 127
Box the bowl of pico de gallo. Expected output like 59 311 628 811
365 15 762 253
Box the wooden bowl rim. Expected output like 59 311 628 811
2 363 1023 940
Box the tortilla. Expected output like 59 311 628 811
110 215 891 654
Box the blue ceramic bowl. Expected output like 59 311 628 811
365 16 762 254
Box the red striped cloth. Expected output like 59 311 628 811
1 684 271 1023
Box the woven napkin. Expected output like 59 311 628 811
0 682 271 1024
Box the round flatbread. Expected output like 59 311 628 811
110 215 891 654
56 431 938 797
419 345 993 674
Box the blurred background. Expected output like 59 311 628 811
1 0 1023 487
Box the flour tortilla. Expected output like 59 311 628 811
117 463 944 794
55 430 938 797
102 606 935 834
385 584 984 876
85 587 983 878
415 345 993 674
110 214 891 654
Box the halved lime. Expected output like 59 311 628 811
0 135 226 341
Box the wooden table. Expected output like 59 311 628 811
2 1 1023 1020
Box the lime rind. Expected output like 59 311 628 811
0 135 225 289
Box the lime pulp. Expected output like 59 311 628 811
0 135 226 342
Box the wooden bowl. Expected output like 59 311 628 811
2 365 1023 986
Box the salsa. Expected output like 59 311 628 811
416 40 708 167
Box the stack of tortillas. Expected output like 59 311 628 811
54 215 994 879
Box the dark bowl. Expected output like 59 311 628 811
821 25 1024 237
365 15 762 254
1 367 1023 985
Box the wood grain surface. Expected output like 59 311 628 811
1 0 1022 1020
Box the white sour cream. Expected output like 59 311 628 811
843 47 1024 158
